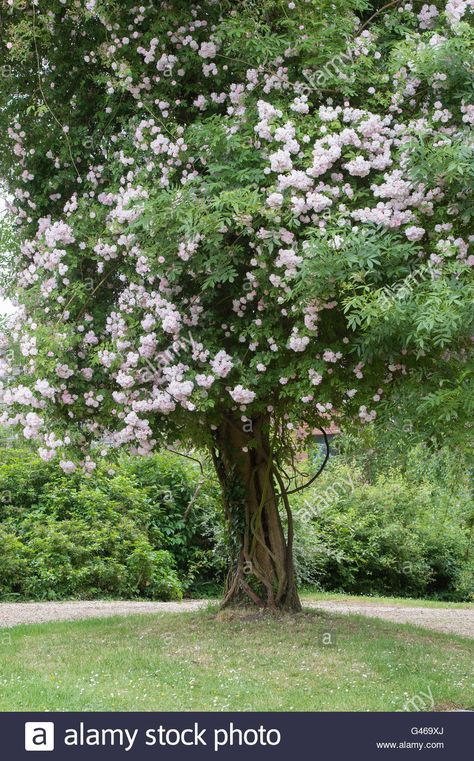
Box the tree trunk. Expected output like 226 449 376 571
211 415 302 612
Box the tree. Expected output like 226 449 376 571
0 0 472 610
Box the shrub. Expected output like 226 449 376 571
0 438 471 602
291 447 473 601
122 452 226 593
0 449 193 601
0 528 28 598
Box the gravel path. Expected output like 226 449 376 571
0 600 207 628
305 601 474 638
0 599 472 638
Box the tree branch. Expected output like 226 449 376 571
279 427 330 497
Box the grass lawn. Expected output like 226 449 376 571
0 608 472 712
300 590 474 609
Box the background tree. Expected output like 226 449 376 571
0 0 472 610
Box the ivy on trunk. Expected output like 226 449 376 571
212 416 302 612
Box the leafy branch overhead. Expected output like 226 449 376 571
0 0 472 466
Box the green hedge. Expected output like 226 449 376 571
291 444 473 601
0 448 224 601
0 439 472 602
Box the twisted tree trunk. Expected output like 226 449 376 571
211 415 301 612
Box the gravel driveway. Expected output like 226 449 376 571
305 601 474 638
0 599 472 638
0 600 207 628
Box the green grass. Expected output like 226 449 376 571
0 608 472 712
300 590 473 609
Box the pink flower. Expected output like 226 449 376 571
288 334 310 352
55 364 74 379
229 385 256 404
417 4 439 30
309 370 323 386
405 226 425 242
269 149 293 173
210 350 233 378
344 156 372 177
60 460 77 474
116 371 135 388
198 42 217 59
195 374 215 388
266 192 284 208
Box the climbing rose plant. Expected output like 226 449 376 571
0 0 473 609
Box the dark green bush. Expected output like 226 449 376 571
122 453 226 594
0 437 471 602
0 448 224 601
0 528 28 597
292 444 473 601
